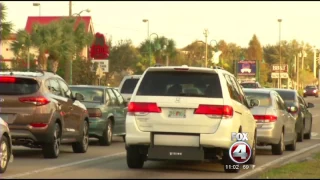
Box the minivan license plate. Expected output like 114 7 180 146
168 109 186 118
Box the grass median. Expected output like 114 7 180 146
259 152 320 179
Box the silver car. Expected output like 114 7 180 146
0 117 13 173
244 89 297 155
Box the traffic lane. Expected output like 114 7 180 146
4 137 126 177
15 139 320 179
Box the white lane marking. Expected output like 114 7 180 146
312 137 320 140
311 132 318 137
233 143 320 179
3 152 126 179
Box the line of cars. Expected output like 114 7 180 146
0 67 315 174
0 69 128 173
121 65 315 173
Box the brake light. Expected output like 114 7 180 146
30 123 48 128
174 68 189 71
128 102 161 113
194 105 233 119
87 108 102 117
253 115 277 122
19 96 50 106
0 77 16 83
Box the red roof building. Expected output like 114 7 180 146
25 16 95 60
25 16 94 34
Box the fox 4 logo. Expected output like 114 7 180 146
231 132 249 141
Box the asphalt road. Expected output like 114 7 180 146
3 97 320 179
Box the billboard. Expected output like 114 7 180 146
272 64 288 73
237 60 256 76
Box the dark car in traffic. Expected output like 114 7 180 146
270 88 314 142
240 81 262 88
303 85 319 98
69 85 127 146
0 70 89 159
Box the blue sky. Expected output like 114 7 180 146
4 1 320 49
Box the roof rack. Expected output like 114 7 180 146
212 66 224 70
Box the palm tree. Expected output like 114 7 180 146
0 3 13 41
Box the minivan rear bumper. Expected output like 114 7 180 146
125 115 240 149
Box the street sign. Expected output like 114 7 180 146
271 72 289 79
91 60 109 73
272 64 288 73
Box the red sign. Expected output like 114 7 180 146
229 141 252 164
90 33 109 60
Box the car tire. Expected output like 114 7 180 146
0 136 10 174
99 119 113 146
304 120 312 140
42 123 61 159
285 132 297 151
126 146 145 169
72 120 89 153
122 135 126 142
271 131 284 155
297 126 304 142
223 150 240 173
246 131 257 164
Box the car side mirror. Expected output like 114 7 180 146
307 102 315 108
74 93 84 101
249 99 260 107
287 106 298 113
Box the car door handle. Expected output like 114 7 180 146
235 111 242 115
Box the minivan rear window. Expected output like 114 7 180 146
136 71 222 98
120 78 139 94
0 77 39 95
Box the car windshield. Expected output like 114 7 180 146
70 87 104 103
241 83 257 88
136 71 222 98
120 78 139 94
305 86 316 90
275 91 295 104
244 92 272 107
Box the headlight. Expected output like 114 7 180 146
303 90 306 93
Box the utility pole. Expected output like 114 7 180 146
313 47 317 78
278 19 282 88
203 29 208 68
69 1 72 16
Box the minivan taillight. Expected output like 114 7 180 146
128 102 161 113
253 115 277 122
194 105 233 119
0 77 16 83
88 108 102 117
19 96 50 106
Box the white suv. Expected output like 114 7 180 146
125 65 257 173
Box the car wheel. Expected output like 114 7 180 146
99 119 113 146
297 126 304 142
42 123 61 159
72 120 89 153
286 132 297 151
304 120 312 139
126 146 145 169
223 150 240 173
271 131 284 155
0 136 10 173
246 131 256 164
